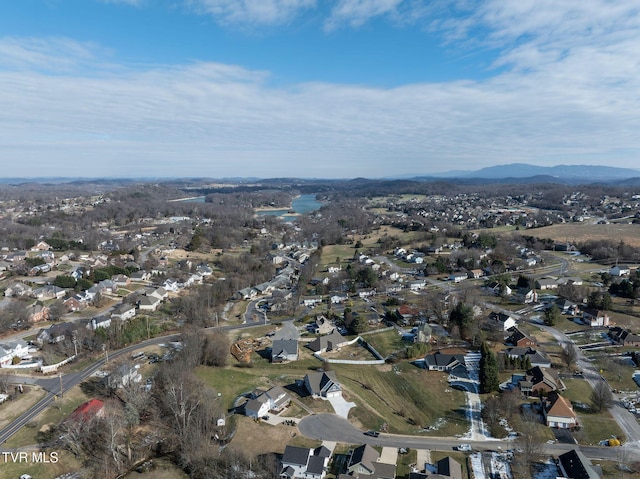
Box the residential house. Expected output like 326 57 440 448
468 269 484 279
582 309 610 327
33 285 66 300
310 315 334 335
27 303 50 323
67 399 105 422
149 287 168 301
129 270 150 282
536 277 559 290
306 331 349 354
506 328 537 348
518 366 563 396
301 295 323 307
409 280 426 291
424 351 467 375
357 288 376 299
488 311 517 331
544 391 578 429
64 295 88 312
37 322 78 344
517 288 538 304
610 264 631 277
138 295 162 312
0 340 30 367
345 444 396 479
280 445 331 479
271 340 299 363
396 305 420 325
556 298 579 315
111 303 137 321
486 281 512 297
449 272 468 283
304 371 342 398
408 456 463 479
330 294 348 304
112 274 130 287
557 449 601 479
608 327 640 347
244 386 291 418
505 347 551 369
31 241 51 251
4 282 33 298
105 364 142 389
88 315 111 330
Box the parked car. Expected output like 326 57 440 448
457 444 472 452
364 430 380 437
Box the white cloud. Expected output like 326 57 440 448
325 0 405 29
2 13 640 179
185 0 316 26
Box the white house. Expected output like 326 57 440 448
611 264 631 277
488 311 517 331
0 340 30 367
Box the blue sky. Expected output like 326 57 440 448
1 0 639 179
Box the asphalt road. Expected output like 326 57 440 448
298 413 640 462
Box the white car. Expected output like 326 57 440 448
457 444 472 452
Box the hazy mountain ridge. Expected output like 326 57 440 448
431 163 640 180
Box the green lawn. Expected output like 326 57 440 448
574 414 626 446
363 329 406 358
4 386 90 448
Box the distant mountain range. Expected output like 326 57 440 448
428 163 640 181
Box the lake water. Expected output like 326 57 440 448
179 193 322 221
256 194 322 221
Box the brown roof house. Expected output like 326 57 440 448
544 391 578 429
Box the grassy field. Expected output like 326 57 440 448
525 223 640 248
5 386 90 448
0 387 47 430
574 413 626 446
361 329 406 358
0 450 82 479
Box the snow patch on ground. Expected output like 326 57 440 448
469 453 486 479
533 461 559 479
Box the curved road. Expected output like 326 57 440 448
298 413 640 462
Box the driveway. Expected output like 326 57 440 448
327 395 356 418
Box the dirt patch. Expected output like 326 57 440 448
227 416 313 457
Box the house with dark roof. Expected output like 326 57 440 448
488 311 517 331
280 445 330 479
424 351 467 374
408 456 463 479
582 309 610 327
506 327 537 348
608 327 640 347
557 449 601 479
271 339 299 363
518 366 563 396
345 444 396 479
505 347 551 368
306 330 349 354
304 371 342 398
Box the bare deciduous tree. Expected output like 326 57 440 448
590 380 614 412
561 342 579 370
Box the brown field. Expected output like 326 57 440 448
524 223 640 248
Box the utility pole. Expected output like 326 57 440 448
58 372 63 398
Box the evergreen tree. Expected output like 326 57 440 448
480 341 500 393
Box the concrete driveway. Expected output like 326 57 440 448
327 395 356 418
